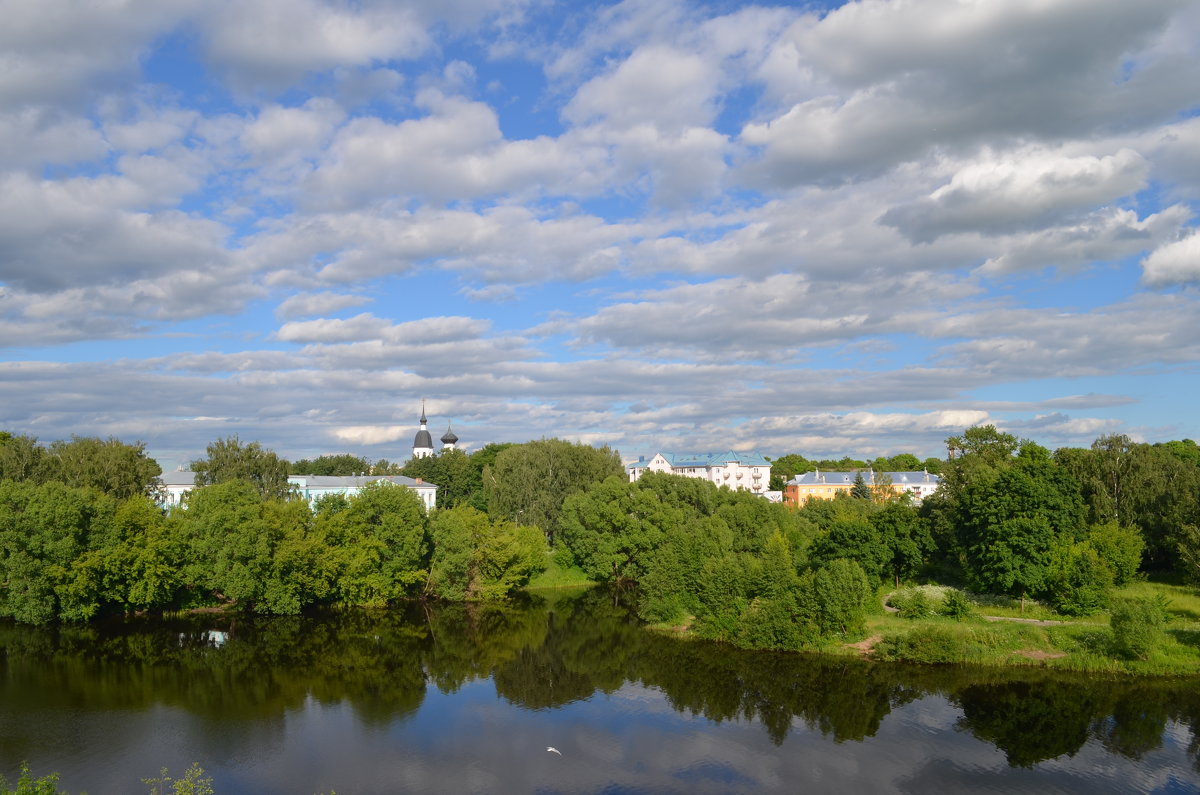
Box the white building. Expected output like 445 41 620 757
627 450 772 495
289 474 437 511
156 471 438 511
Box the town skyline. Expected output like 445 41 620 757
2 0 1198 473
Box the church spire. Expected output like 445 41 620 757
412 400 434 458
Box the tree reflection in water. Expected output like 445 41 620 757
1 587 1199 772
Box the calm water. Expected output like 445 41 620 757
1 588 1198 794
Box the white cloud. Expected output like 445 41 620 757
743 0 1195 187
978 204 1190 275
565 45 720 132
275 291 371 320
0 172 230 293
881 148 1148 243
304 92 601 207
1140 231 1200 286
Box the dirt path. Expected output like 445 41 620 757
981 615 1067 627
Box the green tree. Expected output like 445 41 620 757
190 436 292 500
426 505 547 600
1178 524 1200 585
810 516 889 586
1087 522 1144 586
1045 539 1114 617
0 481 113 623
44 435 163 500
289 453 371 475
850 472 872 500
484 438 623 542
321 480 429 606
769 453 812 491
0 432 50 483
559 475 680 582
870 502 933 587
800 558 870 637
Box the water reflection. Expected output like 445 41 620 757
1 588 1198 793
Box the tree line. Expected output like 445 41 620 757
3 427 1199 640
0 432 622 623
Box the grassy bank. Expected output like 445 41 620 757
855 579 1200 676
524 555 596 590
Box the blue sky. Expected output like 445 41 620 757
1 0 1198 472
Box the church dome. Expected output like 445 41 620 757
413 428 433 448
441 424 458 445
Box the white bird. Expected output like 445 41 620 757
546 747 562 756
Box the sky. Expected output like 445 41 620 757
1 0 1199 472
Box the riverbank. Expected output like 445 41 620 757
838 579 1200 676
640 578 1200 677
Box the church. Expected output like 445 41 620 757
410 401 459 459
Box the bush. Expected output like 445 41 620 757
1046 542 1114 617
1110 597 1165 660
889 587 934 619
941 589 973 619
874 626 969 664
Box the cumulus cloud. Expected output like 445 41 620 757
303 92 601 207
1140 231 1200 286
881 148 1148 243
743 0 1195 187
977 204 1190 275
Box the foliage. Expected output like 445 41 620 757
1178 524 1200 585
289 454 372 476
190 435 292 500
0 431 161 501
941 589 973 619
1045 539 1114 617
875 626 968 664
0 763 67 795
484 438 623 541
850 472 871 500
319 480 430 607
1086 522 1144 586
1110 597 1165 660
401 448 477 509
143 763 214 795
426 505 548 600
47 435 163 500
800 558 871 637
889 587 934 619
0 480 113 623
1055 435 1200 572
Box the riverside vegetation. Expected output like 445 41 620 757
1 428 1200 674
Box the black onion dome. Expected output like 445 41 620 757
441 424 458 445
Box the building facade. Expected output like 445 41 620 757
627 451 772 495
783 469 940 505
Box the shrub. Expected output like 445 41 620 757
941 589 973 620
1087 523 1144 586
874 626 969 664
889 587 934 619
1110 597 1164 660
1046 542 1114 617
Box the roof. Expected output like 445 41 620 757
628 451 773 470
786 470 940 487
413 429 433 449
288 475 437 489
159 470 196 486
440 424 458 444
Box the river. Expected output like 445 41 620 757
1 588 1198 794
